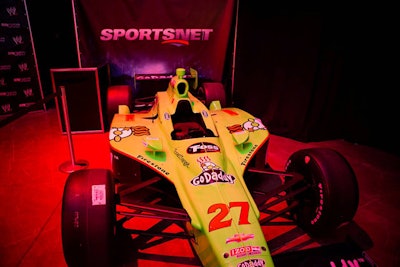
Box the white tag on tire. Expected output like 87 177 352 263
92 184 106 205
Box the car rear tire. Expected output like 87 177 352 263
107 85 132 129
61 169 116 267
284 148 359 236
198 82 226 108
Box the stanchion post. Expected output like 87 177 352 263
58 85 88 173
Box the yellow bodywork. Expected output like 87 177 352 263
109 68 275 267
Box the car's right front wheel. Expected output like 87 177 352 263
284 148 359 237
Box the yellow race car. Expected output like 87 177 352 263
61 68 359 267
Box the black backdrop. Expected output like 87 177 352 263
25 1 399 155
233 3 398 155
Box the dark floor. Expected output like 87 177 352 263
0 108 399 267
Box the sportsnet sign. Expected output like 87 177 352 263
100 28 214 45
74 0 235 81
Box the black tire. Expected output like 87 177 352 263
284 148 359 236
61 169 116 267
107 85 132 128
198 82 226 108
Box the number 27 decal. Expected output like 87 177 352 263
208 201 250 232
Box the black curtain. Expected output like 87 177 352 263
233 2 399 155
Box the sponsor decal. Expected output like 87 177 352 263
237 259 265 267
137 154 169 176
73 211 79 228
91 184 106 205
109 126 150 142
198 156 218 171
242 118 267 132
226 233 255 244
110 127 133 141
18 63 29 72
23 88 33 97
174 148 189 167
132 126 150 135
7 51 25 56
125 114 135 121
222 109 239 116
1 104 12 113
227 124 243 133
137 74 172 80
164 112 170 120
19 102 34 108
240 144 258 166
0 65 11 71
230 246 261 258
136 74 194 80
12 35 23 45
13 77 31 82
6 6 18 16
310 182 324 225
286 157 325 226
0 91 17 97
330 258 367 266
191 168 235 186
190 156 235 185
227 118 267 134
187 142 220 153
100 28 213 46
1 23 20 28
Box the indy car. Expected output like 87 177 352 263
61 68 359 267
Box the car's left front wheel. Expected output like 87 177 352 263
61 169 116 267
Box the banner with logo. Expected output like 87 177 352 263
0 0 43 116
73 0 235 83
